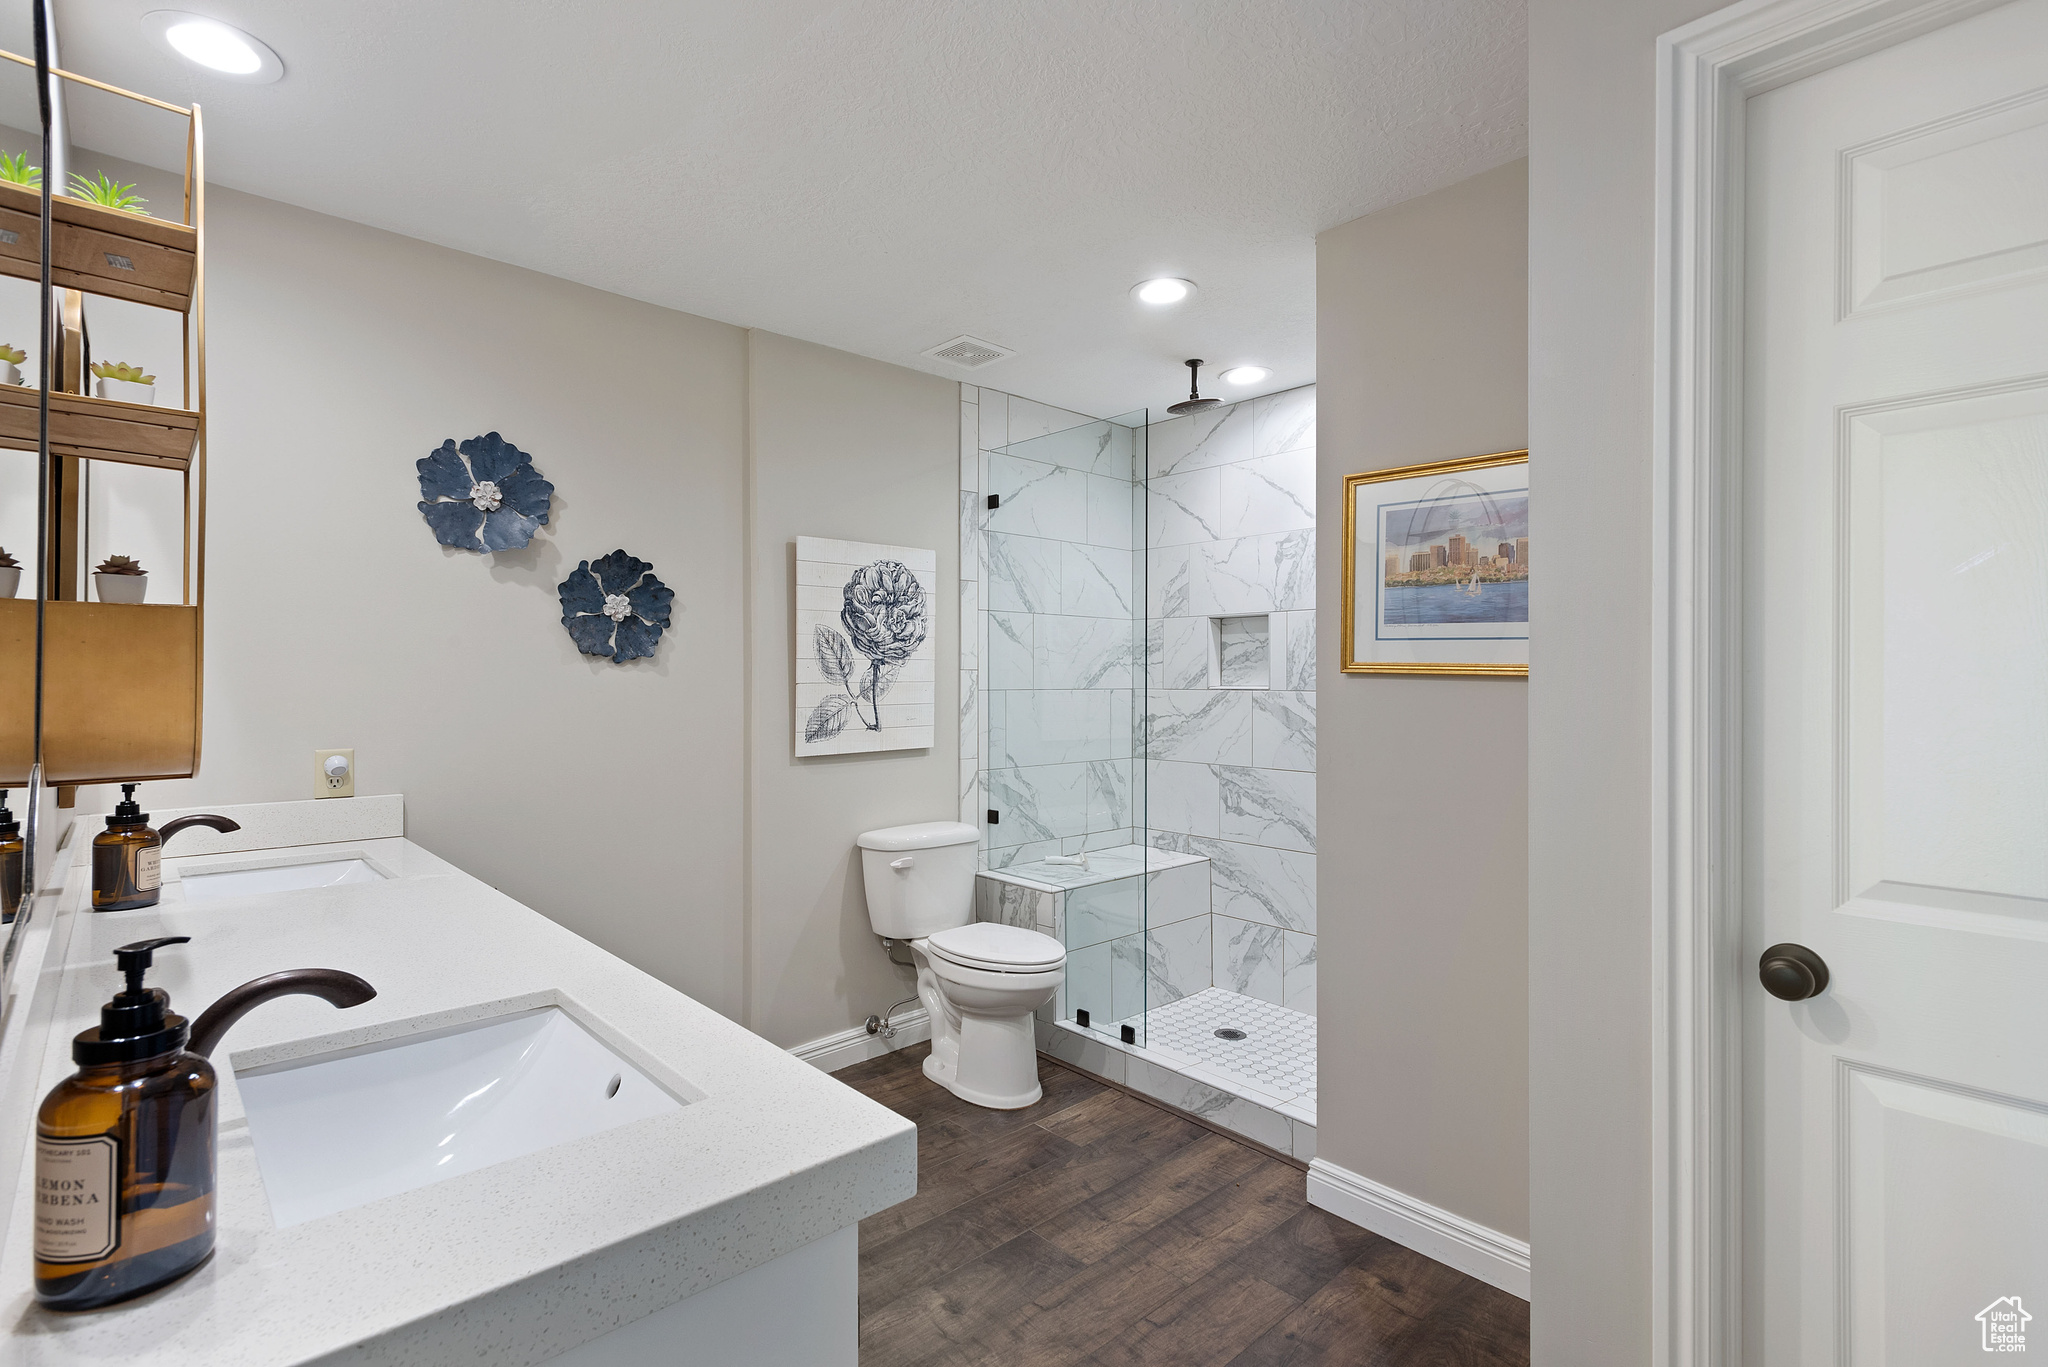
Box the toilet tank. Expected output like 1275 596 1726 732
857 822 980 940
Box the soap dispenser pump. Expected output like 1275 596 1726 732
91 786 241 913
34 937 376 1311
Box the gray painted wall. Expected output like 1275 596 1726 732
745 329 959 1048
1316 159 1529 1241
44 155 960 1052
109 181 755 1019
1528 1 1719 1361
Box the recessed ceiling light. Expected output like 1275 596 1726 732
143 11 285 83
168 21 258 72
1132 278 1195 306
1220 366 1269 385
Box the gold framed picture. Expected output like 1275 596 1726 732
1341 449 1528 676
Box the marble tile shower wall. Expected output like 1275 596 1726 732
1145 385 1319 1016
961 385 1143 869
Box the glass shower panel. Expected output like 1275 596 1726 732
1124 408 1148 1049
978 383 1317 1152
979 404 1148 1046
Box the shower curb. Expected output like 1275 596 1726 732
1037 1049 1308 1173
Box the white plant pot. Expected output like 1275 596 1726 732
95 377 153 405
0 362 19 387
94 572 146 604
0 566 17 598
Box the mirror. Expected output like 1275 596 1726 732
0 40 209 966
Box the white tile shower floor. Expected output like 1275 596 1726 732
1113 987 1316 1122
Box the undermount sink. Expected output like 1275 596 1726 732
179 858 385 903
236 1007 685 1227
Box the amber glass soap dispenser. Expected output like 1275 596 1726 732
34 937 215 1311
1 789 22 924
91 787 160 913
91 786 240 913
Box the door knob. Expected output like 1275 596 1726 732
1758 943 1829 1001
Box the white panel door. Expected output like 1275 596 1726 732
1744 2 2048 1363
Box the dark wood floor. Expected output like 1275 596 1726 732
840 1044 1530 1367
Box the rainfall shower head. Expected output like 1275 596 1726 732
1166 359 1220 415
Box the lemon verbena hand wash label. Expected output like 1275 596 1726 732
35 1135 119 1262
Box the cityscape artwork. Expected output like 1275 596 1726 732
1341 450 1530 676
1379 492 1529 630
794 536 938 756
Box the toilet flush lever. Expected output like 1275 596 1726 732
890 856 915 870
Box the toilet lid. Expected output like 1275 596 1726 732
926 922 1065 971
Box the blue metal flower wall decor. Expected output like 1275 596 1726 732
416 432 555 552
558 550 674 663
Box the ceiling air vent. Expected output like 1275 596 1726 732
921 334 1014 370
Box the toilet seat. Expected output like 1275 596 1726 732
924 922 1065 973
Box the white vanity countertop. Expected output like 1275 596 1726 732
0 800 916 1366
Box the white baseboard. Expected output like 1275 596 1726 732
1306 1158 1530 1301
790 1009 930 1074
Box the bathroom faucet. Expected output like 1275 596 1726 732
188 968 378 1057
159 813 242 846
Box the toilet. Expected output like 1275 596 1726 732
857 822 1065 1109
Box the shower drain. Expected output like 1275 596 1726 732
1213 1027 1248 1041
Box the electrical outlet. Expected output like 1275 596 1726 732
314 748 354 799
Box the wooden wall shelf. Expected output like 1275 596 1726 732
0 600 200 786
0 383 196 470
0 180 196 311
0 49 209 802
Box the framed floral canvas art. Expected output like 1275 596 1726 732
1341 450 1528 676
795 537 938 755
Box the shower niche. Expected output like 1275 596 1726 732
1210 614 1269 689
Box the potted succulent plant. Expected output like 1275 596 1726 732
0 546 18 599
0 152 39 188
91 361 154 405
65 170 147 216
93 554 146 604
0 344 25 387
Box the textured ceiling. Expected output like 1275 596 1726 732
9 0 1525 417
